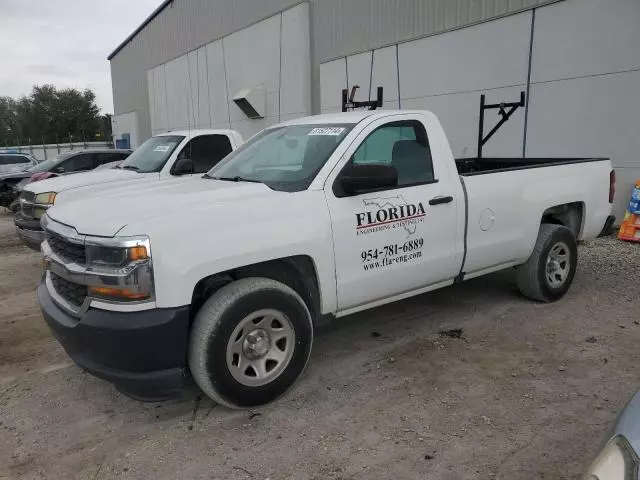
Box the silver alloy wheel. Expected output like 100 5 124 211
546 241 571 288
226 309 295 387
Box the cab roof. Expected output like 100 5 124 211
156 128 236 138
275 110 429 127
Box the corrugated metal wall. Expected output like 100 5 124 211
143 4 311 140
110 0 561 139
313 0 556 62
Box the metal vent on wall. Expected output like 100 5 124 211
233 87 266 119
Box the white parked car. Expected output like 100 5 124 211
15 129 243 249
37 110 614 407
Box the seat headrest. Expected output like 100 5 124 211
392 140 424 162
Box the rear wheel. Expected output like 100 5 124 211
188 277 313 408
516 224 578 302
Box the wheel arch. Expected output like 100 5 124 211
540 201 584 239
190 255 322 325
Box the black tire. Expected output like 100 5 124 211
188 277 313 408
516 224 578 302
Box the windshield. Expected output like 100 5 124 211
206 124 353 192
28 152 74 173
119 135 184 173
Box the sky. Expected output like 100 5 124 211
0 0 162 114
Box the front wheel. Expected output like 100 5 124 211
188 277 313 408
516 224 578 302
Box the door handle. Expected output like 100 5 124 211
429 195 453 206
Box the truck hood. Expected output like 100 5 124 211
46 178 281 236
25 168 146 195
55 173 195 206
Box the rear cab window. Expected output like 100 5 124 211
176 135 233 173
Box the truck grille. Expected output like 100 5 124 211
20 191 35 219
46 232 86 264
50 272 87 308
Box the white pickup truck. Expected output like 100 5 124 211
37 110 615 408
15 129 243 249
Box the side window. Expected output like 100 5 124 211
59 153 95 172
350 120 434 187
95 152 128 165
177 135 233 173
0 155 31 165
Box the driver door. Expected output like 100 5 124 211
325 114 461 312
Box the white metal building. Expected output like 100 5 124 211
108 0 640 220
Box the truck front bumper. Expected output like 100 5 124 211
37 277 191 401
14 214 44 251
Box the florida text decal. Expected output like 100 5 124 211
355 195 426 236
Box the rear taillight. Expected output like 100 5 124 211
609 169 616 203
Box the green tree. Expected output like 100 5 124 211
0 96 18 146
0 85 105 146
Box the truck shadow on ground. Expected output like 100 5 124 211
146 269 523 417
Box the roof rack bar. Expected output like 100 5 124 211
342 86 383 112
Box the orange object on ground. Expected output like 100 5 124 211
618 179 640 242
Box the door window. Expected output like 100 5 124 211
0 155 31 165
58 153 95 172
176 135 233 173
95 152 130 165
349 120 434 188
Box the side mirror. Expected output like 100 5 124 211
339 164 398 196
173 157 194 175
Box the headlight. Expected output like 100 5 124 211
33 192 56 219
86 244 148 268
85 240 153 302
584 436 638 480
34 192 56 205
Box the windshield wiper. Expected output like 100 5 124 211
120 165 140 171
207 175 263 184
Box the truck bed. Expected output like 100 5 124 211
455 157 608 176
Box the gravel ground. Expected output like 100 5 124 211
0 211 638 480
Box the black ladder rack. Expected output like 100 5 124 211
477 91 525 159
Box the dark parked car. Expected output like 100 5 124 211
1 149 131 210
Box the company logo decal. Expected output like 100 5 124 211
355 195 426 236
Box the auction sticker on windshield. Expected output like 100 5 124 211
153 145 172 152
309 127 345 136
